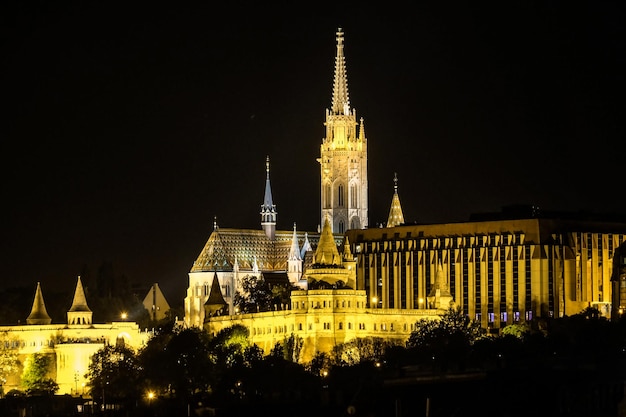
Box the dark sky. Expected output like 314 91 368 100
3 2 625 305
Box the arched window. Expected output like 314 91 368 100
338 184 344 207
338 220 345 233
350 184 357 208
324 184 331 208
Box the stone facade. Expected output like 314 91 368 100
346 216 626 330
1 277 149 395
319 28 368 233
206 289 445 363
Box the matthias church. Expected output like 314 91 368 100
183 28 626 361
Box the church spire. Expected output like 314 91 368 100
300 232 313 259
386 173 405 227
288 223 302 261
288 223 304 286
260 155 277 240
331 28 350 116
26 282 52 325
67 276 93 326
320 28 368 233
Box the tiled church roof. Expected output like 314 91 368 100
191 228 344 273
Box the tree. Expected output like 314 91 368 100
331 337 398 366
0 331 19 395
501 322 531 339
139 326 213 406
85 344 141 406
21 353 58 395
307 351 331 377
233 275 273 313
406 307 485 371
268 333 304 363
407 306 484 350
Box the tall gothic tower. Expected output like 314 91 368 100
318 28 368 233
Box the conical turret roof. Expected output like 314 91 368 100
204 272 228 319
300 232 313 259
69 276 91 312
387 173 405 227
313 217 341 266
288 223 302 261
27 282 52 325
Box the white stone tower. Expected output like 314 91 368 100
318 28 368 233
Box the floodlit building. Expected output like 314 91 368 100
193 29 449 362
182 28 360 329
191 27 626 361
1 277 149 395
183 28 372 330
318 29 368 234
205 218 449 363
346 208 626 332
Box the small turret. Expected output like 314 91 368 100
67 276 93 326
386 173 405 227
204 272 228 321
300 232 313 259
304 217 356 289
313 217 342 266
26 282 52 325
287 223 303 286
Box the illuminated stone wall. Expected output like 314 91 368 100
1 321 149 395
205 289 444 363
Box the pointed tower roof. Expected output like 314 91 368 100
142 283 171 322
253 255 259 273
69 276 91 312
67 276 93 326
331 28 350 116
300 232 313 259
387 173 405 227
27 282 52 325
260 155 277 240
262 155 274 208
313 217 342 266
342 235 353 261
204 272 228 320
288 223 302 261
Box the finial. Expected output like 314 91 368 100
213 216 218 231
394 173 398 193
293 222 297 232
266 155 270 178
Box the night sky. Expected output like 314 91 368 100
3 2 625 305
